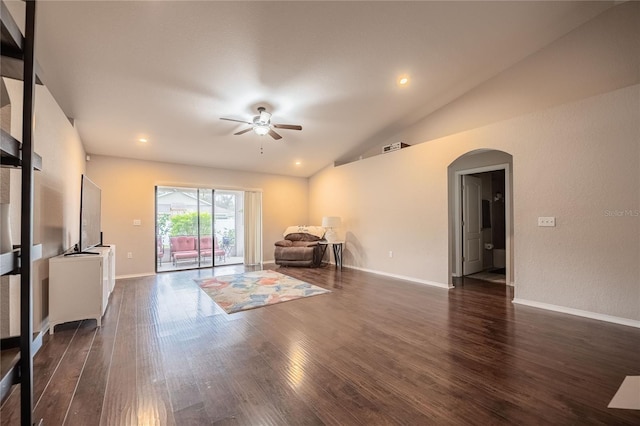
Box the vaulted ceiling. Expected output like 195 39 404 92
13 1 615 177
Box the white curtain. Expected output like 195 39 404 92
243 191 262 265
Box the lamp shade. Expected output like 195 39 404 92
322 216 342 242
321 216 342 228
254 125 270 136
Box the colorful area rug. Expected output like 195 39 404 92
194 270 330 314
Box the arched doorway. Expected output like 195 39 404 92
447 149 514 287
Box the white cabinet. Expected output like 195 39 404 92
49 245 115 334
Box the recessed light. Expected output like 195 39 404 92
397 75 410 87
139 138 148 143
295 161 302 166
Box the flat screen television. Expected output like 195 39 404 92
79 174 102 252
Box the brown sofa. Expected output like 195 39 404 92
274 232 324 267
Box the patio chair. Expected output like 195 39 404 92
200 236 226 262
170 236 198 265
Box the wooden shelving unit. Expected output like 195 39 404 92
0 1 21 55
0 1 43 84
0 245 42 276
1 129 42 170
0 1 42 424
0 248 20 276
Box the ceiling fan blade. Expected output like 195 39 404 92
220 117 252 125
273 124 302 131
268 129 282 140
234 128 253 136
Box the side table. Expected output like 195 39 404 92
319 241 344 269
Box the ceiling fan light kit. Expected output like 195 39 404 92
220 107 302 141
253 125 270 136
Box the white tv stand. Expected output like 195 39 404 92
49 245 116 334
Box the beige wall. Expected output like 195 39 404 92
311 146 453 287
3 78 86 333
3 1 637 332
312 3 639 323
339 1 640 164
86 155 308 277
310 84 639 322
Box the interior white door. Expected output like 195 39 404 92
462 175 483 275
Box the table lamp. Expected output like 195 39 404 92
321 216 342 242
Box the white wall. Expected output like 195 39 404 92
86 155 308 277
2 78 87 332
310 84 639 322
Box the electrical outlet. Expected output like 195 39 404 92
537 217 556 227
388 250 393 258
133 219 141 226
127 252 133 259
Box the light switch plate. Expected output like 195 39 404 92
133 219 141 226
538 216 556 227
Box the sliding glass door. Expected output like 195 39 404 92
198 189 214 268
155 186 245 272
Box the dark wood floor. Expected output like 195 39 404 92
1 264 639 425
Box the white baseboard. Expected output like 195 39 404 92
347 265 451 289
513 298 640 328
262 259 275 265
39 319 50 335
116 272 156 280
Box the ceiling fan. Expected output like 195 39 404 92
220 107 302 140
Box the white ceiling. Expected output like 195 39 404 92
20 1 614 177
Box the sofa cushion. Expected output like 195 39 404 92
275 240 293 247
291 241 319 248
170 236 196 252
283 226 325 239
286 232 321 242
174 250 198 260
274 246 315 261
200 236 213 250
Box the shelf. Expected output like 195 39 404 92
0 248 19 275
0 55 44 85
0 244 43 276
1 1 43 85
0 1 22 58
0 347 19 403
0 332 44 403
0 128 42 170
